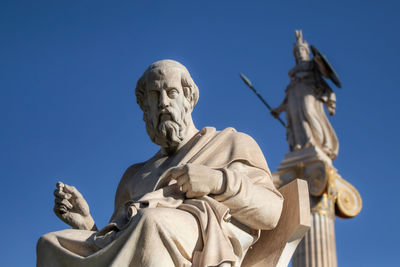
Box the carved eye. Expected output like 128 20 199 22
167 88 179 98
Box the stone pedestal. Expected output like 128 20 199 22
272 147 362 267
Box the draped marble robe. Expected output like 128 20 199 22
284 61 339 160
37 127 283 267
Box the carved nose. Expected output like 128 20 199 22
159 102 168 109
158 92 169 109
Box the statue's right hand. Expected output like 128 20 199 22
53 182 96 230
271 108 280 118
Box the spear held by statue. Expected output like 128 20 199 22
239 73 286 127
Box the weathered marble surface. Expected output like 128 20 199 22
37 60 285 267
242 179 310 267
273 31 362 267
292 212 337 267
271 30 338 160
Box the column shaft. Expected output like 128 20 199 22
292 212 337 267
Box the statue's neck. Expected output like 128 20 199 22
296 58 311 64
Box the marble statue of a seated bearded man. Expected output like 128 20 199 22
37 59 284 267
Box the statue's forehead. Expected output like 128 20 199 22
146 69 182 89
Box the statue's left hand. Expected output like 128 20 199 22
166 163 226 198
53 182 96 230
270 108 281 118
327 100 336 116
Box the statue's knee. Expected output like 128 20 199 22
37 233 54 253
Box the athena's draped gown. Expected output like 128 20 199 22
284 60 338 160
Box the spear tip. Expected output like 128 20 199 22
239 73 253 88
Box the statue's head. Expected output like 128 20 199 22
293 30 310 63
135 59 199 149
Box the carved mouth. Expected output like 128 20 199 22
158 111 172 123
160 113 172 121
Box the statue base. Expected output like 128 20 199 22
273 146 362 218
278 146 332 170
272 146 362 267
273 147 334 196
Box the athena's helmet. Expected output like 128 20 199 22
292 30 310 63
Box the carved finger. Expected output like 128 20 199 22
55 198 73 210
175 174 189 187
54 189 72 200
63 184 83 199
181 183 191 193
54 201 71 215
56 181 64 190
54 203 68 215
164 164 188 180
186 190 200 199
56 182 65 195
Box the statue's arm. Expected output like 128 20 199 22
206 131 283 230
325 89 336 115
163 131 283 230
316 80 336 116
213 162 283 230
109 163 144 223
279 94 288 110
271 95 287 118
164 161 282 230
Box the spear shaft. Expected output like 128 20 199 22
239 73 286 127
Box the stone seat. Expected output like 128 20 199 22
241 179 311 267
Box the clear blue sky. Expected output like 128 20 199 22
1 1 399 266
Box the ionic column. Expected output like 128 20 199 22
292 193 337 267
273 149 362 267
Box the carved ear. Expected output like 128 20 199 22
182 87 194 109
135 77 147 111
187 95 193 106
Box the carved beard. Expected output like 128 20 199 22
144 104 189 148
